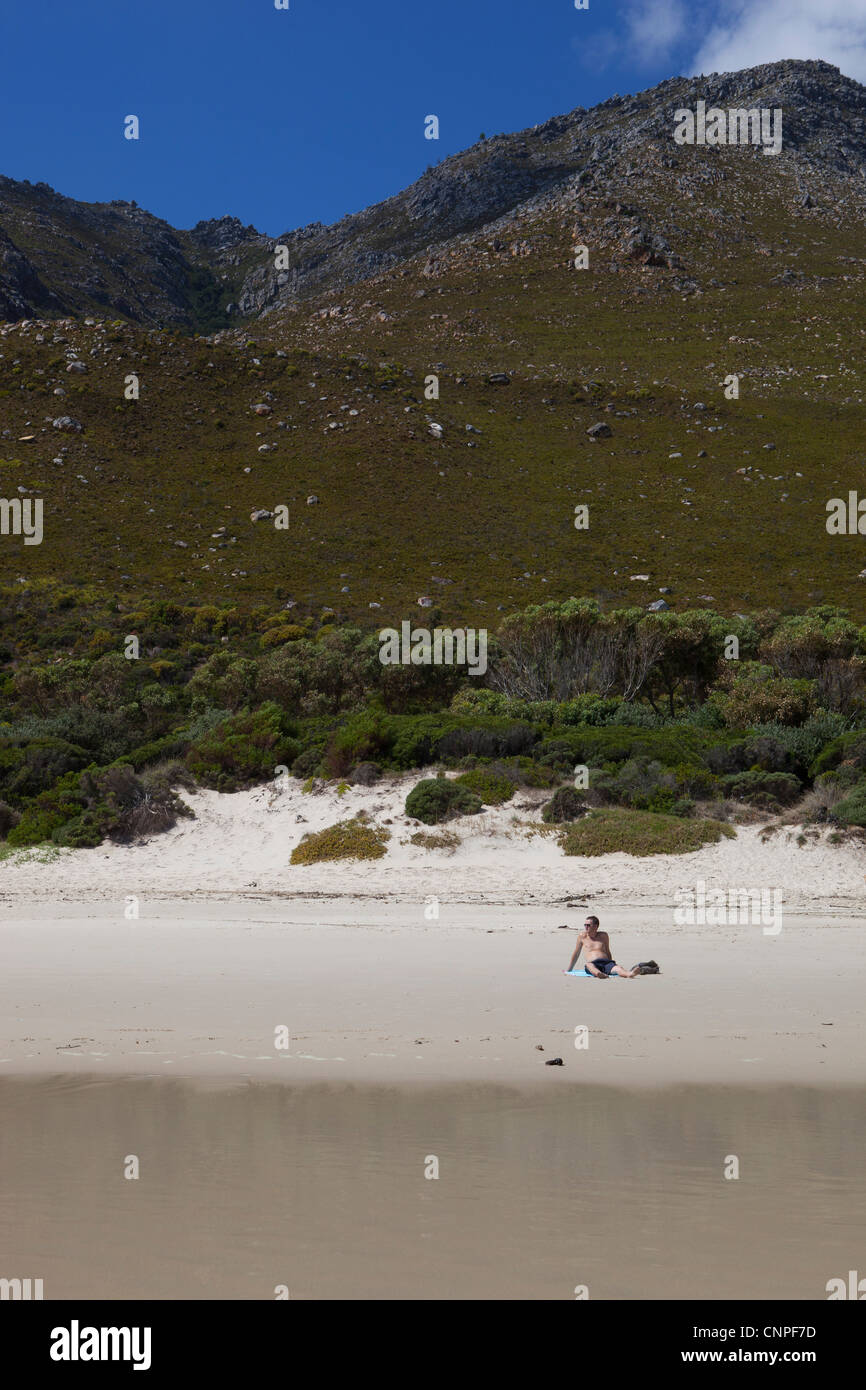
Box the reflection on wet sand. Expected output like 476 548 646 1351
0 1078 862 1300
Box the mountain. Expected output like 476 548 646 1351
2 59 864 330
0 179 267 330
2 57 866 644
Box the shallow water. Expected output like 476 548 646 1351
0 1078 863 1299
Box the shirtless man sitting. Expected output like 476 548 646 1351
565 914 639 978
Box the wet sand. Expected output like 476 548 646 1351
0 1076 861 1300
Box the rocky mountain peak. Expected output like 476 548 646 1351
1 59 865 329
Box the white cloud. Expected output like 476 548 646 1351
574 1 689 70
604 0 866 82
690 0 866 82
626 0 689 65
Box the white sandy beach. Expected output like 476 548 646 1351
1 776 864 1086
1 774 864 908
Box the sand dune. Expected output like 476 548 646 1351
1 774 864 909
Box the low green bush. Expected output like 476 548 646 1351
52 807 116 848
259 624 305 649
454 769 516 805
122 733 193 771
405 776 483 824
291 817 390 864
291 746 325 779
534 725 730 773
0 736 91 803
591 756 673 809
750 713 847 777
832 782 866 828
541 786 587 823
6 771 85 846
809 729 866 779
558 807 736 857
720 770 802 808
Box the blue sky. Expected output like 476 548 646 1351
0 0 861 236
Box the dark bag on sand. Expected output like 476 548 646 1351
632 960 660 975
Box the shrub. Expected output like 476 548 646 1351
590 756 673 809
449 688 509 717
52 808 116 848
123 733 193 771
76 764 192 843
558 807 736 856
534 725 727 773
749 713 846 778
501 758 559 788
188 604 224 637
405 777 483 824
673 763 719 799
379 714 535 768
290 817 390 864
643 786 678 813
809 729 866 779
789 774 850 823
0 799 21 838
257 630 380 717
0 736 91 802
436 721 536 762
5 763 179 849
607 701 665 728
1 709 134 762
450 688 621 727
454 769 516 805
387 715 452 767
259 624 305 649
186 703 298 790
6 771 86 846
187 651 260 714
325 710 393 776
139 759 196 794
409 829 460 851
292 746 325 779
816 763 861 792
739 735 792 773
349 761 381 786
831 782 866 828
542 786 587 823
714 664 815 727
465 755 558 789
720 770 802 809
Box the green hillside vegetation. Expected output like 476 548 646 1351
2 598 866 849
